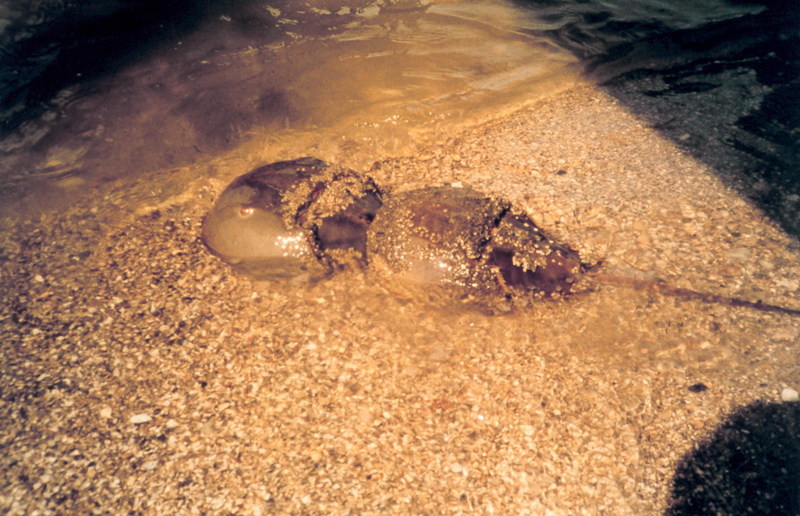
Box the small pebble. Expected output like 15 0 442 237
130 413 153 424
687 383 708 393
781 388 799 402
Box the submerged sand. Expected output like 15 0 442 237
1 84 799 514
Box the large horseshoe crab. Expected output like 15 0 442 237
202 158 800 316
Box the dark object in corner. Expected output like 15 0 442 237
666 401 800 515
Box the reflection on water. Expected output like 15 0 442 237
0 0 578 216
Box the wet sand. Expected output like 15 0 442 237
1 83 798 514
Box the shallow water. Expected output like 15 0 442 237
1 0 796 364
0 0 579 217
3 0 797 234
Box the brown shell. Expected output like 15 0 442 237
367 185 589 306
366 186 508 301
488 209 587 298
201 157 382 279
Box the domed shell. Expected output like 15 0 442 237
202 157 381 279
367 185 590 307
366 186 509 301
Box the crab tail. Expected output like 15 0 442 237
586 272 800 317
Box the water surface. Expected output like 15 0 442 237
2 0 797 232
515 0 800 234
0 0 578 216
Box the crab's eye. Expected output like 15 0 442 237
238 206 255 217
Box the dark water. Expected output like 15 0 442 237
1 0 798 235
0 0 213 134
514 0 800 235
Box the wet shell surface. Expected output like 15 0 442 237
366 186 509 301
488 208 587 298
367 185 589 307
201 157 382 279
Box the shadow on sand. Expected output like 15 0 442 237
666 400 800 515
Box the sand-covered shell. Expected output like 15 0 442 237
367 185 589 307
202 158 589 308
366 186 509 302
201 157 382 279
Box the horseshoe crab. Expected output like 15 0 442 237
202 158 800 316
201 157 382 279
366 185 592 308
202 157 593 309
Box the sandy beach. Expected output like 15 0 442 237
1 83 798 514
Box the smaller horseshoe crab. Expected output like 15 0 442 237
366 185 593 309
201 157 382 279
